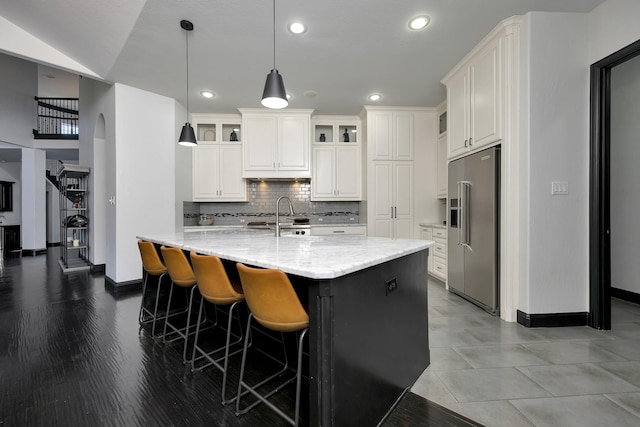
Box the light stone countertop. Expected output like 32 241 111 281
419 222 446 229
139 229 432 280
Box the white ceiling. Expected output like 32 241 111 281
1 0 605 116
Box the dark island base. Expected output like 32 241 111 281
291 250 430 426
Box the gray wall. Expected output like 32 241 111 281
610 53 640 294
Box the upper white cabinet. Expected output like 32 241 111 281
191 114 246 202
311 116 362 201
443 35 503 159
193 145 246 201
364 107 414 161
240 109 313 178
191 113 242 145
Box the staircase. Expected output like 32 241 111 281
33 97 79 140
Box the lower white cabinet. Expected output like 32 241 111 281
193 145 247 201
311 146 361 200
420 224 447 282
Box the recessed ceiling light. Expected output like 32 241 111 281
304 90 317 98
368 93 382 101
288 22 306 35
200 90 215 98
408 15 430 30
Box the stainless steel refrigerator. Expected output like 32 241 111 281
448 146 500 314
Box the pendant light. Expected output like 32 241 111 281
261 0 288 109
178 19 197 146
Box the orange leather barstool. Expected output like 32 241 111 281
160 246 203 364
190 252 246 405
235 263 309 427
137 240 168 337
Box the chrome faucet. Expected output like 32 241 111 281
275 196 295 237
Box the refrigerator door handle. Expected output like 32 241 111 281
457 181 462 246
460 180 471 248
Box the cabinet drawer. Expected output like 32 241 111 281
433 227 446 239
433 242 447 258
433 259 447 278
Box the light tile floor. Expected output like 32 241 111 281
411 279 640 427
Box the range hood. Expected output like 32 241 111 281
246 177 311 183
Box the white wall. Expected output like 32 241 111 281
20 148 46 251
523 12 590 314
79 77 114 269
610 54 640 294
589 0 640 65
113 83 176 283
0 54 36 146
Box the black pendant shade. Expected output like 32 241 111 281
178 19 197 146
261 69 288 109
178 122 197 146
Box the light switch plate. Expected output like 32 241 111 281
552 181 569 195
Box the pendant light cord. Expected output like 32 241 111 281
185 28 190 118
272 0 276 70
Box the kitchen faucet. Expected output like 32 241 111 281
275 196 295 237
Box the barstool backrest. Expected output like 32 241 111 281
160 246 196 287
190 252 244 305
236 263 309 333
137 240 167 276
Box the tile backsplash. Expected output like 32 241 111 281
184 181 361 226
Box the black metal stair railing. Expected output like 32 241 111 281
33 97 79 139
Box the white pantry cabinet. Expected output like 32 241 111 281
240 109 313 179
311 116 362 201
192 145 246 201
365 107 414 161
369 161 413 239
444 34 503 159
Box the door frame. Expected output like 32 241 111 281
589 39 640 330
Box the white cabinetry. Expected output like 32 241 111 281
311 116 361 201
420 224 447 282
444 35 502 159
192 145 246 201
364 107 425 239
369 161 413 239
240 109 313 179
366 108 414 161
190 114 246 202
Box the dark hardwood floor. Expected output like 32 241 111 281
0 249 482 426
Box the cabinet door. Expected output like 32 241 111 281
369 111 393 160
278 116 309 171
311 147 336 199
335 146 361 199
420 226 434 274
447 70 470 158
470 37 502 149
243 116 277 171
218 146 246 201
192 146 220 201
436 136 448 198
394 112 414 160
370 162 393 238
393 162 414 239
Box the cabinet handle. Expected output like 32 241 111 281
333 230 345 234
464 139 468 147
390 207 394 218
469 137 473 146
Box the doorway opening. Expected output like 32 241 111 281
589 38 640 330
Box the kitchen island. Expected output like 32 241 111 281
137 229 432 426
